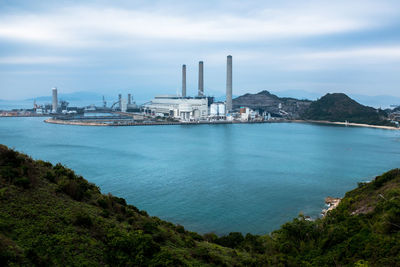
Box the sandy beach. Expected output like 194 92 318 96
293 120 400 131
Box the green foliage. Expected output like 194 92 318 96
373 169 400 188
302 93 393 126
74 211 93 227
13 176 30 188
43 171 56 183
215 232 244 248
105 230 160 266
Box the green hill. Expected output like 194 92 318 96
302 93 392 125
1 144 400 266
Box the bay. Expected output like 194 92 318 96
1 117 400 235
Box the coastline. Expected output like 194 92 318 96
293 119 400 131
44 118 285 126
44 118 235 126
45 117 400 130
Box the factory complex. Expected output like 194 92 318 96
2 55 277 125
143 55 233 121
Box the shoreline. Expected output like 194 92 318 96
45 117 400 130
293 119 400 131
44 118 284 126
44 118 236 126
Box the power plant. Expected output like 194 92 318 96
21 55 252 124
144 55 233 121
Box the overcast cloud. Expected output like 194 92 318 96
1 0 400 102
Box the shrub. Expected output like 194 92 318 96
105 230 160 266
97 198 108 209
0 166 18 183
373 169 400 188
43 171 56 183
215 232 244 248
188 231 203 241
176 224 185 234
74 212 93 227
203 233 218 243
14 177 30 189
57 176 94 201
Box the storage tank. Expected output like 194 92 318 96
210 103 219 116
217 103 226 116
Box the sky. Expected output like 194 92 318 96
1 0 400 103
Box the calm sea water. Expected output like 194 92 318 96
1 117 400 235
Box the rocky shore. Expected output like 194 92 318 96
322 196 341 216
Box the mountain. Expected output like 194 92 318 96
301 93 392 125
233 90 312 118
1 145 400 266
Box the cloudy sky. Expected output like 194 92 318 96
1 0 400 102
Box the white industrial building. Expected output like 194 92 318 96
144 95 209 121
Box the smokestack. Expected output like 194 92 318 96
198 61 204 96
128 93 131 105
182 64 186 97
226 55 232 113
52 87 58 113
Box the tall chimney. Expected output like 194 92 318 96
128 93 131 105
226 55 232 113
182 64 186 97
198 61 204 96
52 87 58 113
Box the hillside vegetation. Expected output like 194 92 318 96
1 145 400 266
302 93 392 125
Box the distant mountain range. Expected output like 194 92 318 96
27 91 105 102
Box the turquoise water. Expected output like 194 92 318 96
1 117 400 235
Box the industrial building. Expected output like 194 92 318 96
144 55 233 121
144 95 209 120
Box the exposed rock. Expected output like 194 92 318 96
322 197 341 216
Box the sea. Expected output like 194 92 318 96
1 117 400 235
